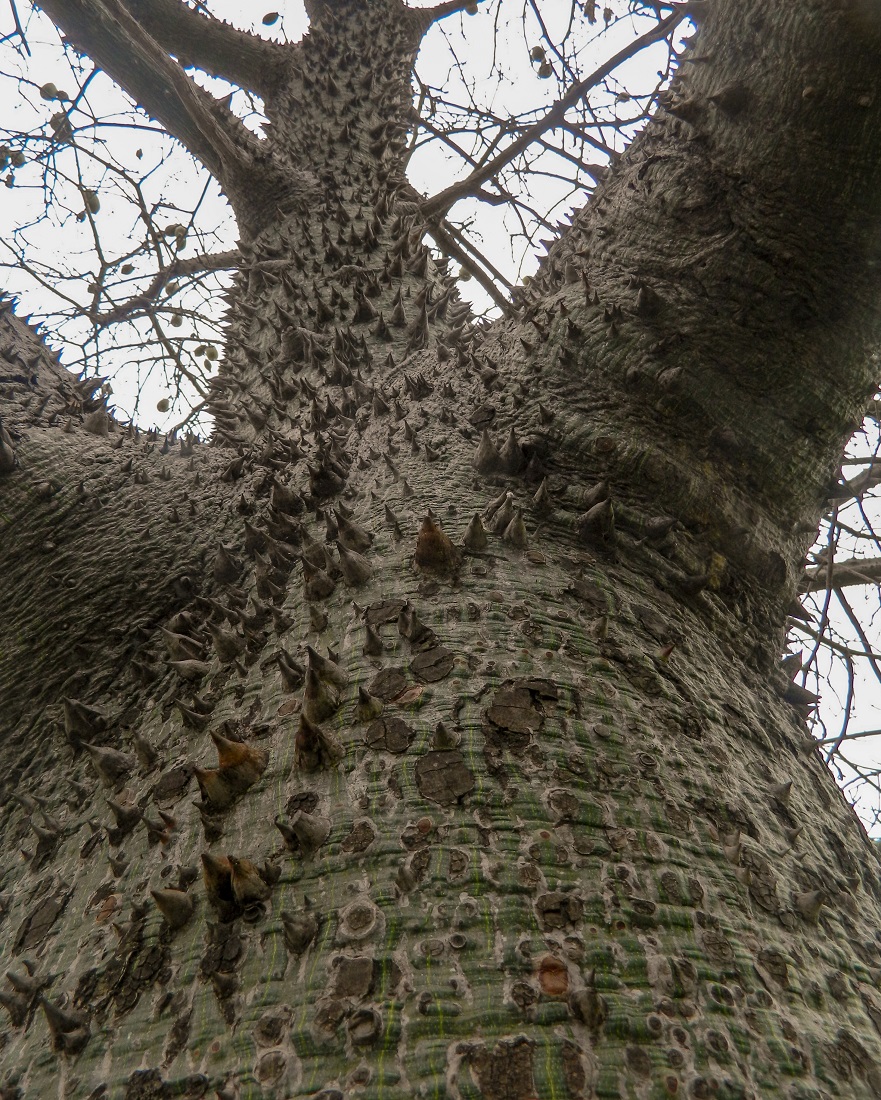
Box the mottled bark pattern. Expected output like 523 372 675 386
3 0 881 1097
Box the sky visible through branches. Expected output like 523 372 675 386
2 0 881 830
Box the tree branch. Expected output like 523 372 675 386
803 556 881 592
8 0 31 54
816 728 881 747
122 0 288 97
92 249 239 328
421 5 688 218
424 218 512 314
417 0 486 28
393 179 512 312
35 0 261 197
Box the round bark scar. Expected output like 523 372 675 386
537 954 569 997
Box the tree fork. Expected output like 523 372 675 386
2 0 881 1097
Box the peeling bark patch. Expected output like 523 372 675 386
152 764 193 806
163 1012 191 1067
365 599 406 625
365 716 414 753
124 1069 169 1100
200 922 243 1015
520 677 559 701
560 1040 586 1098
742 849 779 913
331 955 375 998
368 667 408 701
313 997 346 1037
113 940 171 1017
861 988 881 1035
252 1008 291 1049
484 678 551 752
348 1006 382 1045
412 847 432 877
256 1051 287 1085
415 750 475 804
286 790 320 817
460 1037 537 1100
700 928 734 964
625 1045 652 1077
826 1030 878 1083
14 891 69 952
340 820 376 853
448 848 470 879
487 684 538 733
758 948 789 987
80 829 103 860
394 683 424 706
410 645 454 682
567 577 611 614
535 891 583 930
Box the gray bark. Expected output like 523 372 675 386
3 0 881 1097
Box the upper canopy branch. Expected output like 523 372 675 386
35 0 264 198
421 5 689 218
803 557 881 592
416 0 485 29
121 0 288 97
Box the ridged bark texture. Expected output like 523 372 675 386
3 0 881 1097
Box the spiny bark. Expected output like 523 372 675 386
3 0 881 1097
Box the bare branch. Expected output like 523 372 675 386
835 588 881 691
35 0 264 199
425 218 512 314
123 0 288 96
791 621 881 663
803 556 881 592
816 729 881 747
418 0 485 28
421 6 689 218
8 0 31 54
92 249 239 328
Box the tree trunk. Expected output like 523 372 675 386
4 1 881 1096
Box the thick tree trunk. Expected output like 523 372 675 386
4 1 881 1097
